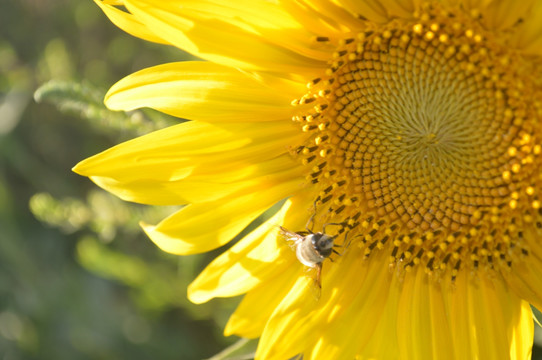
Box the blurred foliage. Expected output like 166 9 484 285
34 81 177 136
1 0 541 359
0 0 245 359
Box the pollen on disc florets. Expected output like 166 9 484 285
291 3 542 281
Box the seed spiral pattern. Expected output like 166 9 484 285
292 4 542 280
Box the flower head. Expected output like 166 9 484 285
75 0 542 358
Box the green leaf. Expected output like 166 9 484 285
34 80 177 136
205 338 258 360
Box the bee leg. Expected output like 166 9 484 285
305 199 320 234
335 230 362 256
341 229 352 255
315 264 322 289
304 217 315 234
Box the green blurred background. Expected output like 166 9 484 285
0 0 541 359
0 0 249 359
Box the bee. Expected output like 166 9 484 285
279 224 344 293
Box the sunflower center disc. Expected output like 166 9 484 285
293 4 542 280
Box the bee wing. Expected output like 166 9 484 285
278 226 304 251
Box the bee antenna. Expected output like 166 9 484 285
322 222 343 234
305 198 321 233
305 213 316 234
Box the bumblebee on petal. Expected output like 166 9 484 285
279 216 353 293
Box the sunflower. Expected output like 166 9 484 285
74 0 542 358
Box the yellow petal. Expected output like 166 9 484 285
93 0 168 44
279 1 346 40
75 120 300 179
380 0 418 18
259 255 533 360
141 176 304 255
256 246 395 360
224 267 299 339
255 276 317 360
187 205 293 303
460 272 533 360
308 250 399 360
508 1 542 55
219 190 320 340
502 227 542 311
456 0 493 13
354 278 402 359
140 0 333 61
88 154 302 205
334 0 389 23
287 0 364 33
481 0 535 31
512 303 536 360
161 0 334 61
73 120 303 205
398 269 533 360
397 268 455 360
505 257 542 312
105 61 304 122
188 193 315 303
123 0 326 75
